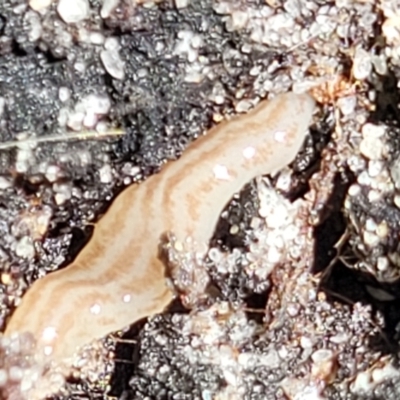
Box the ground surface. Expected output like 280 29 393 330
1 0 400 399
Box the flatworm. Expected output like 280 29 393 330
5 91 315 371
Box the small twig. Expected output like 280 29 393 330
113 358 136 364
0 129 125 150
243 307 265 313
110 334 138 345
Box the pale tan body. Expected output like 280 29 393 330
5 92 315 366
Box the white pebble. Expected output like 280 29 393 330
15 237 35 260
368 189 382 203
53 183 72 204
8 366 23 382
377 256 389 271
57 0 89 24
174 30 199 62
101 0 119 18
77 93 111 115
104 37 120 51
0 177 11 189
265 204 288 228
74 61 86 73
29 0 52 11
191 35 203 49
0 97 5 118
311 348 334 363
45 165 60 182
16 147 35 174
0 369 7 387
174 0 189 8
100 49 125 80
89 32 105 45
26 11 43 42
122 163 140 177
347 154 366 173
368 160 384 177
329 332 349 344
250 217 261 229
235 99 253 113
362 122 385 138
58 87 71 102
300 336 313 349
230 10 249 30
77 27 90 43
363 231 379 247
229 224 239 235
348 184 361 197
390 158 400 189
95 121 108 133
359 137 386 160
376 221 388 238
362 123 386 139
67 111 85 131
337 95 356 115
58 107 69 127
267 246 281 263
372 54 388 75
208 247 222 263
99 164 112 183
365 218 376 232
382 15 400 46
353 47 372 80
357 171 371 186
83 112 97 128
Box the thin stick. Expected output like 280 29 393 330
0 129 125 150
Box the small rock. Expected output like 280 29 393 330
89 32 105 45
67 111 84 131
174 0 189 8
15 237 35 260
376 221 388 239
104 37 120 51
230 10 249 30
390 158 400 189
352 47 372 80
29 0 52 11
359 124 387 160
57 0 89 24
101 0 119 18
360 136 386 160
235 99 253 113
394 193 400 209
363 231 379 247
382 12 400 46
372 54 388 76
0 97 5 118
100 49 125 80
0 177 11 190
45 165 61 183
377 257 389 272
58 87 71 102
337 95 356 116
26 11 42 42
53 182 72 205
368 160 384 177
99 164 112 183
